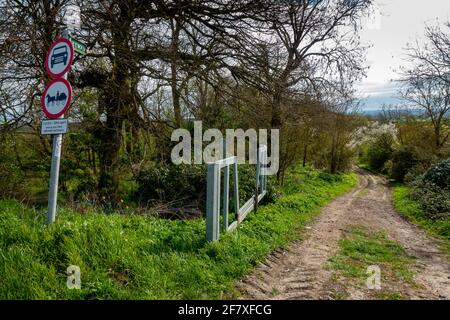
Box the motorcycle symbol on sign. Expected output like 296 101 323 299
46 91 67 106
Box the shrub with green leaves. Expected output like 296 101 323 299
390 145 420 182
363 132 395 173
422 158 450 190
393 186 450 243
410 180 450 219
135 164 206 207
409 158 450 219
135 163 277 213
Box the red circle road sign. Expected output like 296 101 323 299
44 38 74 78
41 78 72 119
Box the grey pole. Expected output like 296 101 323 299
222 139 229 229
206 163 220 242
254 146 260 213
47 28 70 224
47 132 63 224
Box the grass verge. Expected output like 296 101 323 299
392 185 450 254
0 167 357 299
327 226 416 300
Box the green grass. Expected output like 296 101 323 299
0 167 357 299
392 185 450 253
328 226 415 282
328 226 415 299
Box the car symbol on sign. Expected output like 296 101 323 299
51 45 68 68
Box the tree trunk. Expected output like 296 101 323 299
434 125 441 148
97 8 134 198
171 62 182 126
91 148 96 176
171 19 182 127
271 90 283 128
98 106 123 198
302 143 308 167
330 134 338 174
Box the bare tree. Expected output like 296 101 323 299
0 0 68 131
74 0 271 195
1 0 373 196
401 22 450 148
400 75 450 148
403 23 450 85
256 0 371 128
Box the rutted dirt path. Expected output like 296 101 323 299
237 169 450 300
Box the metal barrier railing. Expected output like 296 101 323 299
206 145 267 242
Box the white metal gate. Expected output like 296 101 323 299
206 145 267 242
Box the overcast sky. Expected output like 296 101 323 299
357 0 450 110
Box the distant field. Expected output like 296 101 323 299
359 108 425 117
0 167 357 299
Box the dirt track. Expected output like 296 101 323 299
237 169 450 300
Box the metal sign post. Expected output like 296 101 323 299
46 29 72 224
47 123 63 224
45 5 80 224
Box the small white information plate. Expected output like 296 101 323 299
41 119 69 135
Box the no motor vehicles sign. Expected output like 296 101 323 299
44 37 74 78
41 78 72 119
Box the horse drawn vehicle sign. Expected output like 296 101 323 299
41 78 72 119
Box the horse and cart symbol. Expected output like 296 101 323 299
41 78 72 119
46 91 67 106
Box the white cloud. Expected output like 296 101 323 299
357 0 450 109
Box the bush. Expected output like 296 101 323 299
335 145 356 173
409 158 450 219
0 136 26 198
135 163 276 214
392 186 450 241
0 158 25 198
135 164 206 208
422 158 450 190
382 160 393 177
390 145 420 182
410 179 450 220
364 133 395 172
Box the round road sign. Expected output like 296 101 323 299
41 78 72 119
44 37 74 78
